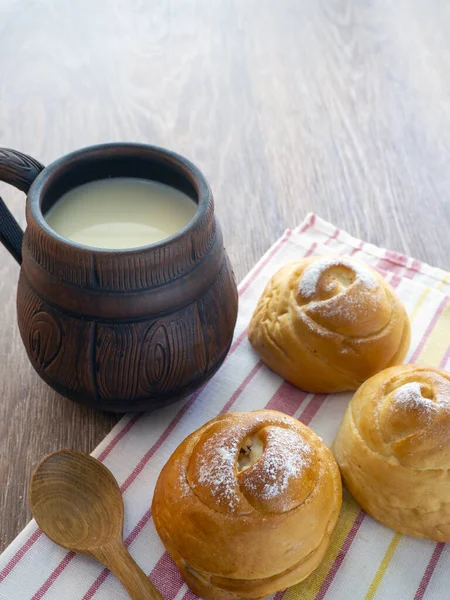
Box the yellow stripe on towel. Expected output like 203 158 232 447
363 534 402 600
283 494 361 600
417 301 450 366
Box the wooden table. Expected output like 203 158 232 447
1 0 449 552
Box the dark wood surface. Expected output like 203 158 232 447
1 0 450 552
4 144 237 413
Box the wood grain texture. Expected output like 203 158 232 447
0 149 44 263
0 149 44 194
30 450 163 599
10 143 238 412
1 0 450 551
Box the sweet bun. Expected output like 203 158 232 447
248 256 410 393
334 364 450 541
152 410 342 600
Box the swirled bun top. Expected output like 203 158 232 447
188 417 315 514
360 366 450 468
248 256 410 393
152 410 342 600
334 365 450 541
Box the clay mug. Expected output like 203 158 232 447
0 143 238 412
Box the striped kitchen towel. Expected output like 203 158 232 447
1 213 449 600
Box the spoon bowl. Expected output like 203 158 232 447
30 450 122 551
30 449 163 600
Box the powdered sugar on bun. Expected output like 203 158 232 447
298 257 377 299
188 412 317 514
152 410 342 600
334 365 450 542
248 256 410 393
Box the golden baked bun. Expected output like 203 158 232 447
334 365 450 541
248 256 410 393
152 410 342 600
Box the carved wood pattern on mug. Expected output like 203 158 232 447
0 148 44 193
196 256 238 371
18 276 87 392
20 287 92 397
18 274 43 332
94 308 206 402
142 323 173 392
28 311 63 371
17 276 64 373
95 324 141 401
52 316 91 395
141 305 206 395
26 229 96 287
17 252 238 411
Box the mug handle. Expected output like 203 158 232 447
0 148 45 264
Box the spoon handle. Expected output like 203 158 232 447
93 540 164 600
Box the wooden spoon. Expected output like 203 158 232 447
30 449 163 600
